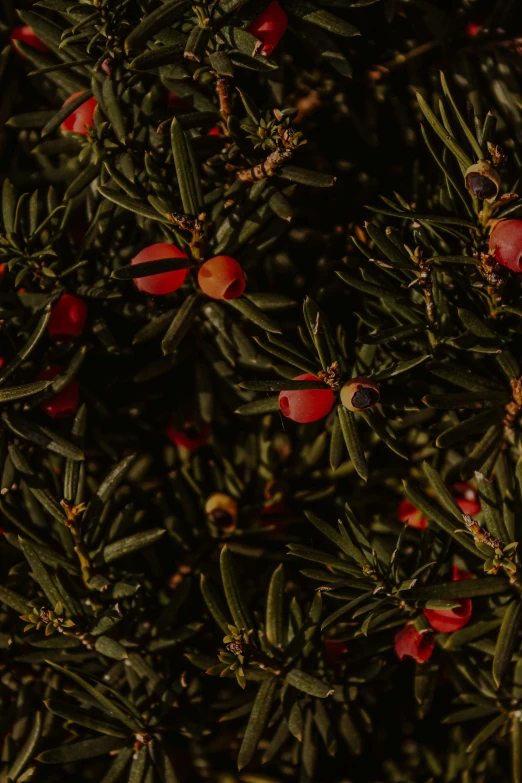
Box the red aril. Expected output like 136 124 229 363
247 1 288 56
197 256 245 300
131 243 190 295
36 365 80 419
397 499 426 530
48 294 88 340
279 373 334 423
394 623 435 663
10 25 49 53
324 639 347 667
167 421 209 450
423 564 473 633
60 93 97 135
489 219 522 272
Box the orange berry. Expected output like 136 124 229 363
197 255 245 300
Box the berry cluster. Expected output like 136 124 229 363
4 2 522 782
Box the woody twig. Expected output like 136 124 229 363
235 127 297 182
216 76 232 134
167 211 206 261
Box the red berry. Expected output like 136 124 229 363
10 25 49 53
489 219 522 272
36 365 79 419
262 501 289 517
278 373 334 423
466 22 482 37
48 294 88 341
0 264 5 285
258 479 291 533
247 0 288 56
453 482 480 516
258 514 290 535
456 497 481 516
452 564 472 581
258 503 290 535
452 482 477 502
208 126 221 136
398 484 480 531
423 600 472 633
60 93 97 135
394 623 435 663
197 256 245 300
168 93 190 111
131 243 190 295
423 564 473 633
397 498 426 530
0 357 5 369
324 638 347 667
167 421 209 450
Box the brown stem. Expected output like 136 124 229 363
368 41 440 79
60 626 95 650
61 500 92 589
411 251 436 326
369 36 522 81
236 148 293 182
463 513 505 554
216 76 232 133
167 211 206 262
507 568 522 598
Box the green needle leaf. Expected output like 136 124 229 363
493 600 522 688
237 676 278 770
266 564 285 649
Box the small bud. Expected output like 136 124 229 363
464 160 500 202
340 377 380 412
205 493 238 533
